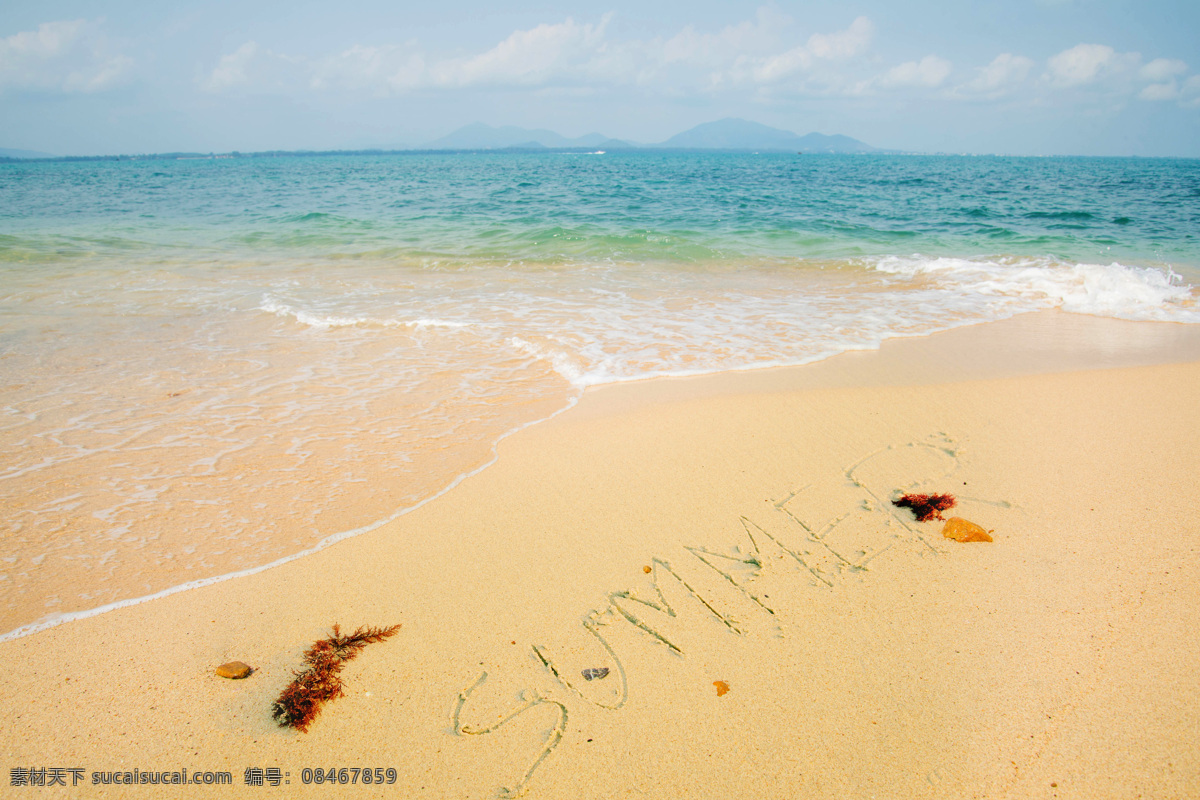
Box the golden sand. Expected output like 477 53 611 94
1 310 1198 798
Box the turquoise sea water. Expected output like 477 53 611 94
4 152 1200 266
2 152 1198 639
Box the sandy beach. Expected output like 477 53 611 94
2 309 1199 799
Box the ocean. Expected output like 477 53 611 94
2 151 1198 640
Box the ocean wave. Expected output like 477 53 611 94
257 295 475 330
507 336 591 384
1024 210 1095 221
866 256 1199 322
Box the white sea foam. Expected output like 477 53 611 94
258 295 475 330
867 256 1198 322
508 336 590 384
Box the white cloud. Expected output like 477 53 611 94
201 41 258 92
1139 58 1187 82
432 16 610 88
301 17 616 94
1041 44 1198 107
310 44 386 91
1136 62 1186 103
1142 69 1200 106
879 55 952 89
2 19 86 62
0 19 132 92
1139 82 1178 101
1045 43 1139 87
1181 75 1200 108
959 53 1035 97
195 10 882 99
806 16 874 61
659 7 786 67
186 11 1200 114
309 44 425 93
750 16 873 84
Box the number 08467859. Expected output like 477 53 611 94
299 767 396 785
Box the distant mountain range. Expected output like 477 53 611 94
1 119 885 162
424 118 884 154
658 119 880 154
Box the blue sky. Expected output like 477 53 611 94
1 0 1197 156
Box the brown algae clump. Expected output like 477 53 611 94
892 492 956 522
272 623 400 732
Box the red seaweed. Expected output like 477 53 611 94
272 623 401 732
892 492 956 522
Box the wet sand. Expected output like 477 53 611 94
2 310 1198 798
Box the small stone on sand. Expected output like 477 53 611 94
713 680 730 696
643 565 652 574
216 661 253 679
942 517 993 542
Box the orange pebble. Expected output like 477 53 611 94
942 517 993 542
642 565 652 573
713 680 730 696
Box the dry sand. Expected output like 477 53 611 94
2 310 1199 799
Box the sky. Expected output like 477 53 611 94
1 0 1198 157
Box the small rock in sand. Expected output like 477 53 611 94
942 517 993 543
216 661 253 679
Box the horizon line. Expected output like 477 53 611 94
5 148 1196 162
